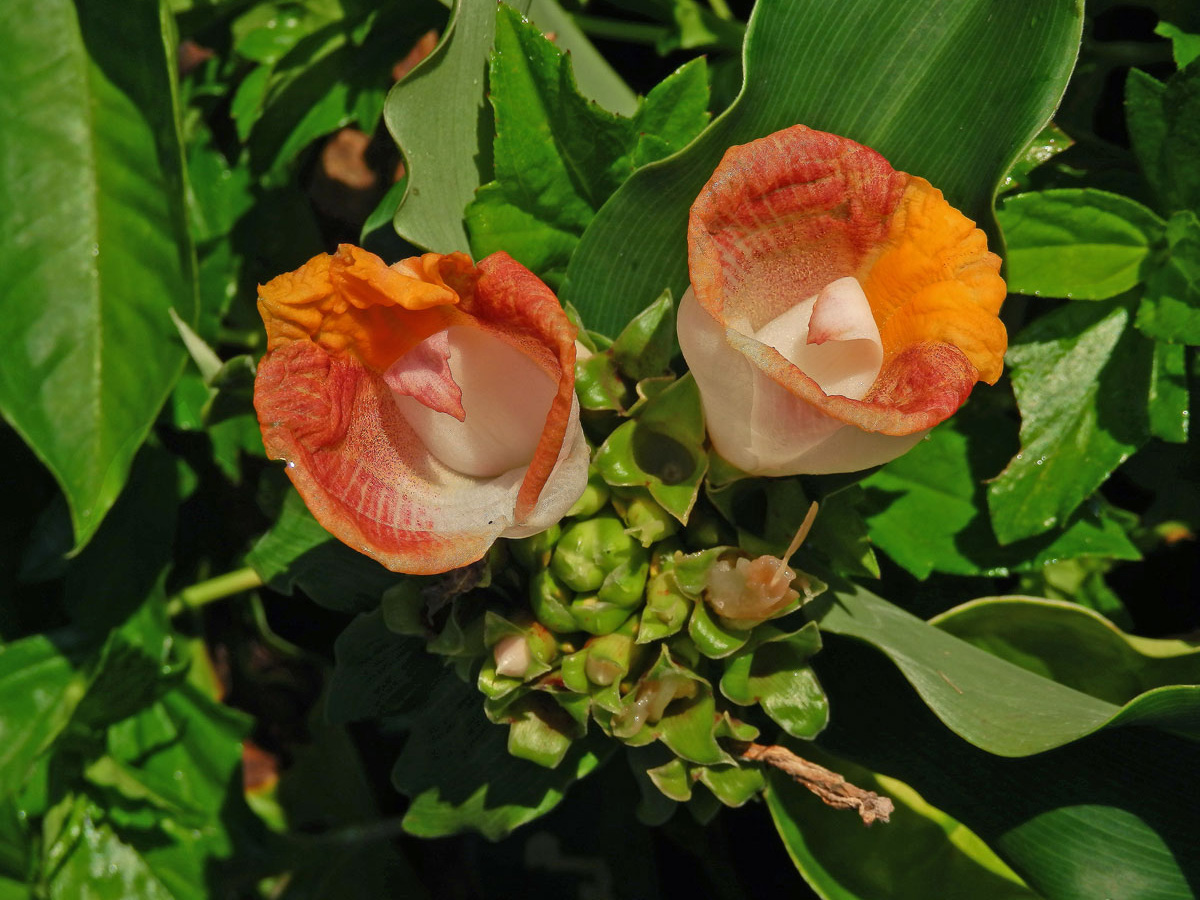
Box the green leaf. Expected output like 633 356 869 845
610 290 676 381
0 0 198 548
999 122 1073 194
246 489 399 613
393 667 610 840
1126 60 1200 215
988 302 1152 544
562 0 1083 336
1148 340 1190 442
813 578 1200 754
720 624 829 740
1156 20 1200 68
327 609 456 727
862 404 1141 579
385 0 495 253
812 631 1200 900
465 6 709 284
1136 210 1200 344
525 0 637 117
931 596 1200 706
997 189 1165 300
767 751 1036 900
0 637 86 801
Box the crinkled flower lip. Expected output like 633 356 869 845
679 124 1008 476
253 245 588 575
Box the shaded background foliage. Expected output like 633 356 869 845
0 0 1198 898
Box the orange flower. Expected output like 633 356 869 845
254 245 588 574
678 125 1007 475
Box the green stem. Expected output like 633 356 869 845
572 14 668 47
168 567 263 616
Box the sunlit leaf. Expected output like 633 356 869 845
0 0 198 548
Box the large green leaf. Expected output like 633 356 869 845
988 301 1153 544
561 0 1083 336
931 596 1200 705
812 633 1200 900
862 403 1141 579
384 0 500 253
0 0 197 549
997 189 1165 300
767 752 1036 900
808 578 1200 755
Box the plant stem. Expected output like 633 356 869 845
168 567 263 617
571 14 668 47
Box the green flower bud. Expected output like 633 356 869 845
638 570 691 644
509 522 562 572
567 595 634 635
552 515 645 594
566 469 610 518
612 488 679 548
583 617 640 687
529 568 579 634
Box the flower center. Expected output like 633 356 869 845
750 276 884 399
386 326 557 478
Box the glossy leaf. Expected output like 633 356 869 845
931 596 1200 705
812 633 1200 900
809 577 1200 755
720 625 828 740
0 0 197 548
562 0 1083 336
465 6 709 284
767 751 1036 900
997 189 1165 300
1148 340 1190 442
246 489 399 614
862 404 1141 579
988 302 1152 544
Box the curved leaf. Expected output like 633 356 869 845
931 596 1200 705
0 0 197 549
561 0 1083 336
812 634 1200 900
767 751 1036 900
808 578 1200 755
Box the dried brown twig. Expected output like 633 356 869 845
731 741 894 826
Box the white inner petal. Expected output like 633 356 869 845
388 326 557 478
751 276 883 400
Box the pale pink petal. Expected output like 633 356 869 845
383 329 466 421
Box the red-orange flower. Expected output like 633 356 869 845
678 125 1007 475
254 245 588 575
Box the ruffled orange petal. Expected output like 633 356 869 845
254 246 584 575
686 125 1006 441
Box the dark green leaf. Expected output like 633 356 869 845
720 624 828 740
562 0 1083 336
1147 340 1190 442
1126 60 1200 215
997 189 1165 300
393 666 610 840
988 302 1152 544
1136 210 1200 344
931 596 1200 706
999 122 1073 194
810 579 1135 756
767 751 1037 900
0 0 197 548
863 405 1141 579
326 609 447 726
812 633 1200 900
246 489 399 613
